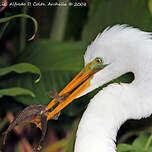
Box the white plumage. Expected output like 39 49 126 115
75 25 152 152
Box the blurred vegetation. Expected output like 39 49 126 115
0 0 152 152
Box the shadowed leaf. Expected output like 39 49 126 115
0 87 35 98
0 14 38 40
132 133 152 151
0 63 41 83
117 144 145 152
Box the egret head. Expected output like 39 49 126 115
46 54 108 120
47 24 152 120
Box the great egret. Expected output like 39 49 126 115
46 25 152 152
4 25 152 152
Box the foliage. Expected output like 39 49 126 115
82 0 152 43
117 133 152 152
0 14 38 40
1 0 152 152
0 87 35 98
0 14 40 99
1 40 87 104
0 63 40 82
0 62 40 98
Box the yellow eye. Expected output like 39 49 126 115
96 58 102 64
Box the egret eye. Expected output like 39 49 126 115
96 58 102 64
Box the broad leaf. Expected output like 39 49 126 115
132 133 148 148
117 134 152 152
0 63 41 83
132 133 152 151
0 14 38 40
117 144 145 152
17 40 86 72
0 87 35 98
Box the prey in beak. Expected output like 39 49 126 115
46 57 108 120
3 57 107 151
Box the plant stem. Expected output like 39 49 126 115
145 134 152 151
20 1 28 52
50 0 70 41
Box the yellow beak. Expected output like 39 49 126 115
46 61 107 121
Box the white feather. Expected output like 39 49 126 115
75 25 152 152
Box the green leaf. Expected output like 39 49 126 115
0 63 41 83
132 133 152 151
17 40 86 72
0 14 38 40
117 144 145 152
82 0 152 43
117 134 152 152
133 133 149 148
0 87 35 98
